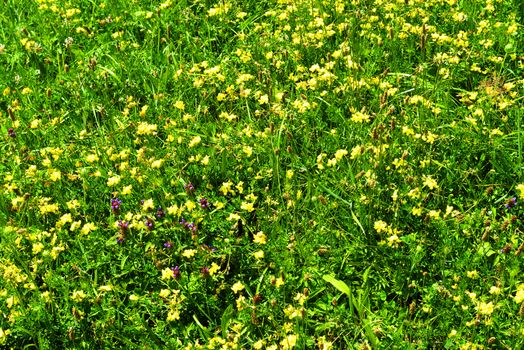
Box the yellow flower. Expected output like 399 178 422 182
174 100 185 110
241 201 255 212
151 159 163 168
167 309 180 321
489 286 501 295
188 135 201 148
476 301 494 316
351 111 370 123
422 175 438 190
142 198 154 211
253 250 264 259
161 268 173 280
6 296 18 309
243 145 253 157
159 289 170 298
182 249 197 258
30 119 41 129
107 175 121 186
136 122 157 135
32 242 44 254
374 220 388 233
0 328 10 345
86 154 99 163
121 185 133 195
334 149 348 161
515 284 524 303
253 231 267 244
517 184 524 200
466 270 478 279
98 285 112 292
208 262 220 276
80 222 97 235
280 334 298 349
231 281 244 294
49 169 61 182
71 290 87 302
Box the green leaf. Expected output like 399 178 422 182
221 304 234 339
323 274 351 297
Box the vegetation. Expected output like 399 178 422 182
0 0 523 348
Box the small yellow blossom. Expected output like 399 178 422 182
280 334 298 349
167 310 180 321
422 175 438 190
466 270 478 279
98 285 112 292
142 198 154 211
231 281 244 294
182 249 197 258
253 231 267 244
162 268 173 280
107 175 121 186
241 201 255 212
208 262 220 276
517 184 524 200
159 289 170 298
253 250 265 259
515 284 524 303
71 290 87 303
121 185 133 195
334 149 348 161
80 222 97 235
188 135 201 148
476 301 494 316
489 286 501 295
174 100 185 110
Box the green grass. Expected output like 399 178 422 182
0 0 523 348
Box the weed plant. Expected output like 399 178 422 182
0 0 524 348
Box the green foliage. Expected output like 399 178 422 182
0 0 524 348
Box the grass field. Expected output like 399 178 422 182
1 0 524 348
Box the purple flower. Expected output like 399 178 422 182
164 241 173 248
180 218 197 232
184 182 195 193
171 266 180 279
111 198 122 213
145 217 154 230
156 206 165 218
118 220 129 231
202 244 217 252
505 197 517 210
8 128 15 138
201 266 210 277
199 198 210 209
116 236 124 244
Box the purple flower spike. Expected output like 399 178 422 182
111 198 122 213
184 182 195 193
201 266 210 277
171 266 180 279
8 128 16 138
156 206 165 218
145 217 154 230
118 220 129 231
199 198 210 209
505 197 517 210
164 241 173 249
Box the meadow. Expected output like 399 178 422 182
0 0 523 348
